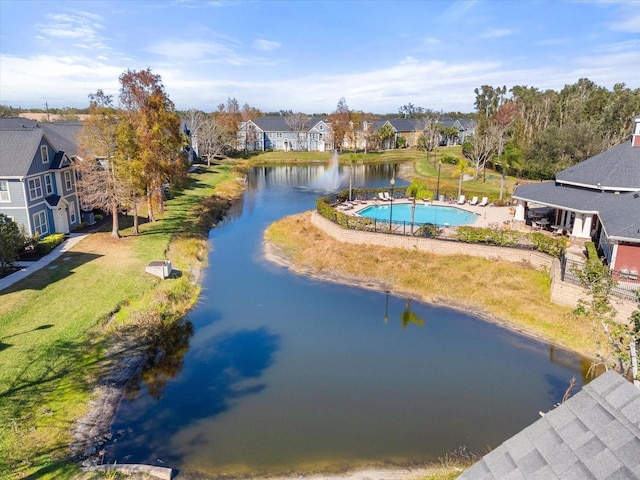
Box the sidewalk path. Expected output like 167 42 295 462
0 233 89 293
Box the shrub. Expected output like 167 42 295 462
584 241 598 262
440 155 458 165
455 224 521 247
94 214 104 221
34 233 65 256
529 232 567 258
0 214 28 273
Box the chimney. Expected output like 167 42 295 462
633 115 640 147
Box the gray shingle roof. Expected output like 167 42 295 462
513 183 640 241
556 141 640 191
39 122 83 157
0 128 45 177
459 370 640 480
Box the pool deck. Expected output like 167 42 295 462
337 197 515 228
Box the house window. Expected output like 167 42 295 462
0 180 9 202
41 145 49 164
33 210 48 236
68 201 77 224
64 171 72 190
44 174 53 195
28 177 43 200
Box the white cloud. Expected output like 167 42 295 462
608 12 640 33
479 28 518 39
253 39 280 51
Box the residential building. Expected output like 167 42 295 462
512 115 640 277
0 118 81 237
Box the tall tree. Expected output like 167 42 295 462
285 112 310 151
119 68 186 222
328 97 350 152
76 90 125 238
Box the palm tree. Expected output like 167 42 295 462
451 159 474 198
405 180 432 233
494 142 521 201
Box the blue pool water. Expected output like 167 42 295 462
359 203 478 226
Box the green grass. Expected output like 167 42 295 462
0 163 242 479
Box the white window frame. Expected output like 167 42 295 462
41 145 49 164
28 177 43 200
0 180 10 202
44 174 53 195
33 210 48 236
64 171 72 190
68 201 77 224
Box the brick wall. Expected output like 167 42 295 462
311 212 636 321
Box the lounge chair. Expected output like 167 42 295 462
456 195 465 205
383 192 392 201
478 196 489 207
469 196 478 206
378 192 388 201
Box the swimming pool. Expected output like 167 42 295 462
358 203 478 226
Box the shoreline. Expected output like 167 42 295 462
263 235 580 356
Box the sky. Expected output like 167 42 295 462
1 0 639 115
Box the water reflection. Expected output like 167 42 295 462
125 319 194 401
108 327 280 466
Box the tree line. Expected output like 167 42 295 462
465 79 640 181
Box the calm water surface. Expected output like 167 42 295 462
106 164 590 477
359 203 478 226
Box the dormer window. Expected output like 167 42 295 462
41 145 49 163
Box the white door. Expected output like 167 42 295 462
53 206 70 233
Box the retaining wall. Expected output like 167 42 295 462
311 212 636 321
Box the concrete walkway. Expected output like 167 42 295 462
0 233 89 293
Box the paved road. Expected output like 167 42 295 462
0 233 89 293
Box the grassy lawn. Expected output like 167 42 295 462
0 163 244 479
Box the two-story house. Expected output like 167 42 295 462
0 118 81 238
237 116 334 152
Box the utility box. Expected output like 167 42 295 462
145 260 172 279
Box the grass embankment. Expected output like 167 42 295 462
265 212 599 357
0 162 246 479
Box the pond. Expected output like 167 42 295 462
105 163 591 477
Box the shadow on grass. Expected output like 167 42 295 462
1 251 102 294
0 324 54 352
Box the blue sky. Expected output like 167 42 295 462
1 0 639 114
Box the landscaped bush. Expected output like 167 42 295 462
440 155 458 165
529 232 567 258
584 241 598 262
455 224 521 247
34 233 65 256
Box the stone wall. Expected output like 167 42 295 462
311 212 636 321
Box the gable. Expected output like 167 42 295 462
0 128 47 178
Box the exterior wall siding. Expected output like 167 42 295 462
614 243 640 272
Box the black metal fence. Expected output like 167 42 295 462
561 257 640 301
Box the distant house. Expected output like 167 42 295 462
512 115 640 277
0 118 81 237
237 116 333 152
458 370 640 480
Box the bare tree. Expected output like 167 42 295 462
285 112 310 151
76 90 126 238
328 97 350 152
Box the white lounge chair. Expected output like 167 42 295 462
478 196 489 207
378 192 388 201
469 196 478 206
383 192 392 201
457 195 465 205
